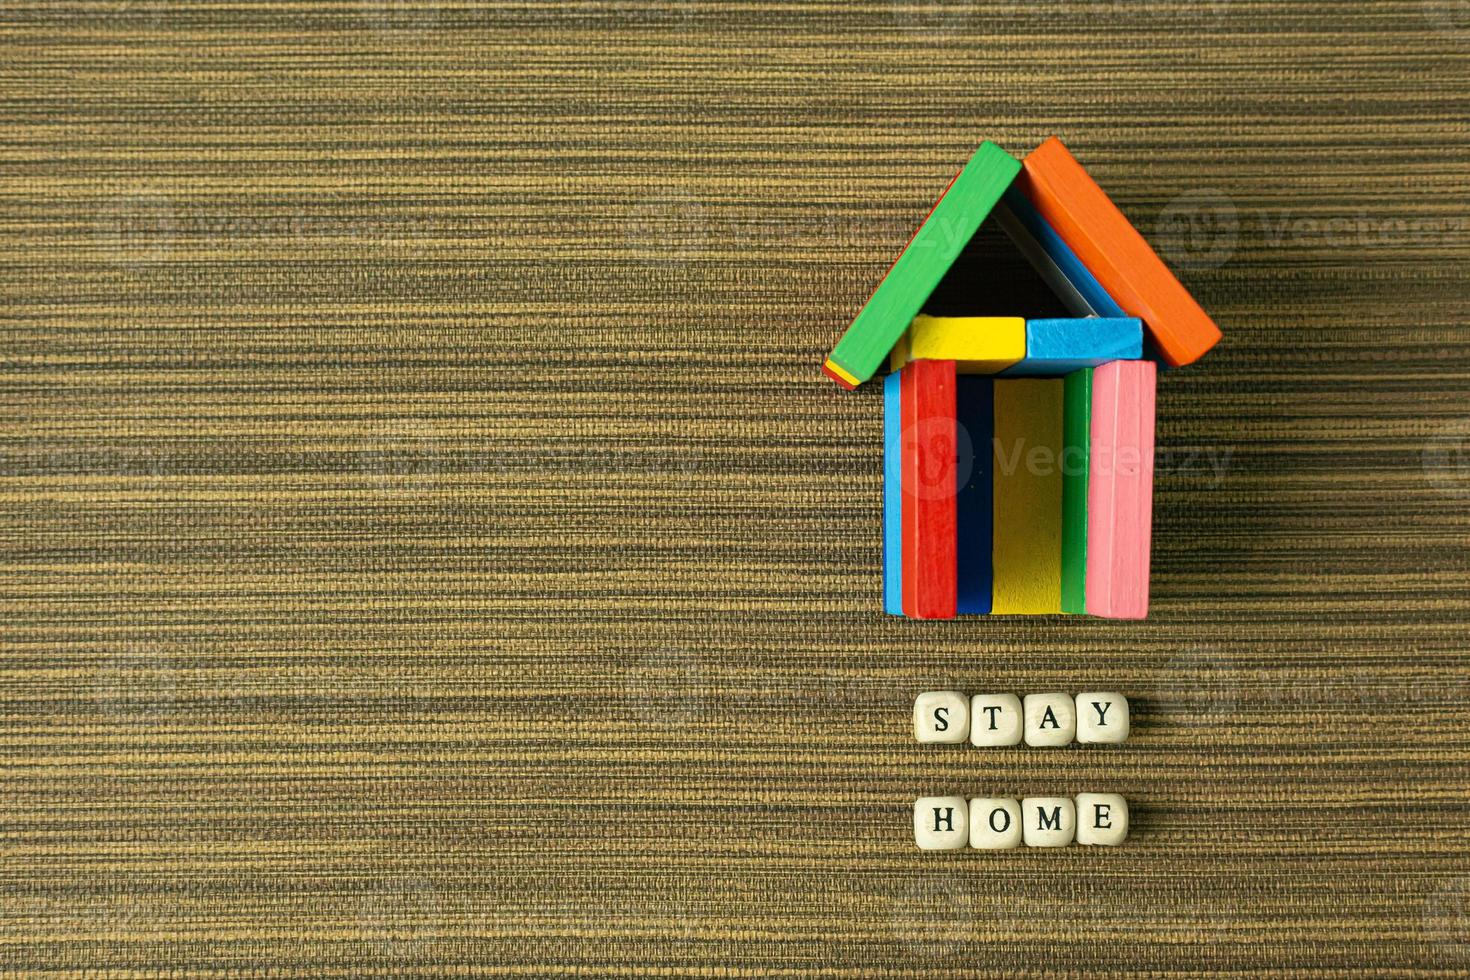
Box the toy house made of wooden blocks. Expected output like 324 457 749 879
822 138 1222 620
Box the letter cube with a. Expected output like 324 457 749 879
1023 693 1076 746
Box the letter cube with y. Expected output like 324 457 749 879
969 797 1022 850
913 691 969 744
1023 693 1075 746
1076 693 1129 744
1021 796 1076 847
914 796 969 850
1075 793 1129 846
969 694 1023 746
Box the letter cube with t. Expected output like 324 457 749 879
1075 793 1129 846
1076 692 1129 743
1022 796 1076 847
969 693 1023 746
914 796 969 850
969 797 1022 849
913 691 969 743
1023 693 1076 746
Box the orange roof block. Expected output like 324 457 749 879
1018 137 1222 367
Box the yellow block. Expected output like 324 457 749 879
992 379 1064 614
889 315 1026 374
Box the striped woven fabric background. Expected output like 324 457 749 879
3 0 1469 975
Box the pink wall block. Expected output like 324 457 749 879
1085 361 1157 619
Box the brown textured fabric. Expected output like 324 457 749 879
3 0 1469 975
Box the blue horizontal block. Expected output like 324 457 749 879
997 186 1126 319
882 371 904 616
1001 318 1144 377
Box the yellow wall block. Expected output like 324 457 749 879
889 316 1026 374
992 379 1064 614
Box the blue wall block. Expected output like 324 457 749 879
1001 318 1144 377
883 371 904 616
955 375 994 615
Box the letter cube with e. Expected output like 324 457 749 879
1076 693 1129 744
1022 693 1076 746
913 691 969 743
969 693 1023 746
1075 793 1129 846
1021 796 1076 847
914 796 969 850
969 797 1022 849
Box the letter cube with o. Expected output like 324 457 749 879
969 797 1022 849
914 796 969 850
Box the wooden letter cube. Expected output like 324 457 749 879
1075 793 1129 846
968 797 1022 850
913 691 969 744
914 796 969 850
1023 692 1076 746
1076 692 1130 743
1021 796 1076 847
969 693 1023 746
